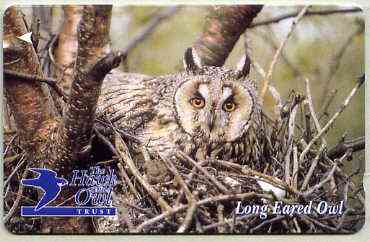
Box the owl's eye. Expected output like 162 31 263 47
190 97 205 109
223 101 236 112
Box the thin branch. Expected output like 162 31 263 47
177 151 230 194
114 132 172 213
304 77 327 145
4 69 68 102
299 75 364 163
159 154 193 202
4 153 26 187
300 144 326 191
327 136 365 159
284 100 299 183
250 215 285 233
319 89 338 120
249 7 361 28
320 25 363 105
260 6 310 102
3 165 28 223
292 145 299 190
4 6 53 147
177 192 198 233
135 192 272 232
121 6 179 58
301 151 353 198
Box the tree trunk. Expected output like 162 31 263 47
193 5 263 66
55 6 82 91
4 5 121 233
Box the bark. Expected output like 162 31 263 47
3 7 54 152
193 5 263 66
42 5 117 234
4 5 120 234
60 5 114 165
54 6 82 91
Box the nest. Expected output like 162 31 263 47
3 79 365 234
94 79 365 234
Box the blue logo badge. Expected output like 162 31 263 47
21 166 117 217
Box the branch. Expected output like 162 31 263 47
54 6 82 91
305 78 327 145
328 136 365 159
135 192 272 232
4 69 68 102
3 7 53 149
260 6 310 102
193 5 263 66
249 7 361 28
320 25 363 105
62 5 121 162
114 132 172 213
121 6 179 58
299 75 364 163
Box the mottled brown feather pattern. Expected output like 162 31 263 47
97 66 263 181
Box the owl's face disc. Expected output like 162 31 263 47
174 72 256 146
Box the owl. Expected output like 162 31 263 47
97 48 262 183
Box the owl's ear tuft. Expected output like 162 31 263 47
183 47 202 73
235 54 251 79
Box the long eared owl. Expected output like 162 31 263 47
97 48 262 182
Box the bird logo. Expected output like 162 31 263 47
21 168 68 211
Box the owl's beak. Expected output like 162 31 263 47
207 114 215 131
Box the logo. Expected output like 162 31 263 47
21 166 117 217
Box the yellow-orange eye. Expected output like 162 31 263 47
190 97 205 109
223 101 236 112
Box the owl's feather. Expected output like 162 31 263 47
98 66 263 173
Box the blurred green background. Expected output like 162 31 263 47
110 5 365 175
112 7 364 137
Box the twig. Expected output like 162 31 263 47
284 101 298 183
175 160 207 207
3 135 17 157
117 163 141 199
299 75 364 163
3 165 28 223
327 136 365 159
177 151 230 194
303 102 312 142
260 6 310 102
249 7 361 28
301 156 343 197
336 208 352 230
303 215 345 232
135 192 272 232
324 156 365 205
93 127 141 198
177 192 198 233
114 131 172 213
300 144 326 191
209 159 294 193
319 89 338 120
292 145 299 190
159 154 193 202
217 204 225 233
244 38 283 119
304 78 327 145
4 152 26 187
320 25 363 105
120 6 179 58
250 215 285 233
4 69 68 102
